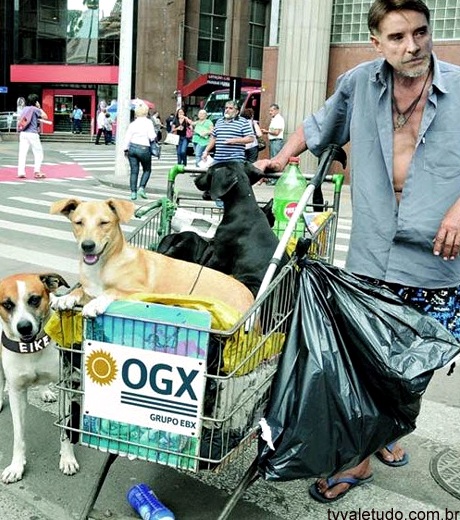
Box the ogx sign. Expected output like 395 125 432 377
83 340 207 436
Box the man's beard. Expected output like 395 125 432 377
397 56 431 79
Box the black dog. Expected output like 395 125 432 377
194 161 287 296
157 230 213 265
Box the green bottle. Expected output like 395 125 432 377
273 157 307 238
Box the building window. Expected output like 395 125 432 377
198 0 227 72
331 0 460 43
247 0 268 78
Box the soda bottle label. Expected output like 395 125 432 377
284 202 298 219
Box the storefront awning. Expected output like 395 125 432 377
181 74 261 98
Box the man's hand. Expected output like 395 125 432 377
433 200 460 260
254 158 284 184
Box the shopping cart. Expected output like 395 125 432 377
52 145 346 520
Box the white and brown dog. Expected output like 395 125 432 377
49 198 255 317
0 273 79 483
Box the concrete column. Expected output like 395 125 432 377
114 0 134 177
276 0 333 171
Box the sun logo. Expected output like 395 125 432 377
85 349 118 386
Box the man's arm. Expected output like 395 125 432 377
202 136 216 158
226 135 254 145
433 198 460 260
255 125 307 173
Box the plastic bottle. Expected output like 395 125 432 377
127 483 175 520
272 156 307 238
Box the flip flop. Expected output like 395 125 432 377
34 172 46 179
375 442 409 467
308 474 374 503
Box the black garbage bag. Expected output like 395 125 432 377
258 260 460 481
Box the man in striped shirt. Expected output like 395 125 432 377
201 100 254 163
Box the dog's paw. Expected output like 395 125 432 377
50 293 79 311
82 295 114 317
40 385 57 403
2 461 25 484
60 440 79 475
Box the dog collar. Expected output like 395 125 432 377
1 331 51 354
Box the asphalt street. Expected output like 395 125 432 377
0 136 458 520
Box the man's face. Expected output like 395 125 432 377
224 104 238 120
269 107 278 117
370 10 433 78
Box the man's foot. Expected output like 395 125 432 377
375 442 409 467
17 174 26 179
309 458 373 503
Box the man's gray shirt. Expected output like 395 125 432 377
304 54 460 288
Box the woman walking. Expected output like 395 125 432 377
123 103 156 200
171 108 192 165
191 109 213 166
241 108 261 163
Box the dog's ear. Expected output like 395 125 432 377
244 162 264 185
40 273 70 293
106 199 135 223
50 198 82 218
210 167 238 199
194 171 211 191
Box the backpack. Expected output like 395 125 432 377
17 107 35 132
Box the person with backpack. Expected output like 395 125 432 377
17 93 48 179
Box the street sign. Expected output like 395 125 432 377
0 86 8 94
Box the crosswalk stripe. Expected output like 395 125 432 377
0 243 79 273
0 218 75 241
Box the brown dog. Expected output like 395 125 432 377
49 198 254 316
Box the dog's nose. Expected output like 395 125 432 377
17 320 34 337
81 240 96 253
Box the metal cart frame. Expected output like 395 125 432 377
54 147 346 520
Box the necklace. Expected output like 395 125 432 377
392 66 431 130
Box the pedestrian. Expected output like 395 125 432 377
171 108 193 166
151 111 164 142
261 103 285 158
201 100 254 164
123 103 156 200
104 112 113 144
241 107 262 163
256 0 460 503
17 93 48 179
191 109 213 166
165 112 175 133
71 104 83 134
94 107 107 144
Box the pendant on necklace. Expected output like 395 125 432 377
395 113 407 129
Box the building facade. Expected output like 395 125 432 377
1 0 270 133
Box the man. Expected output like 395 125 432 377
262 103 285 158
201 100 254 164
256 0 460 503
71 104 83 133
17 93 48 179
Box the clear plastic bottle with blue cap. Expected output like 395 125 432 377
127 483 175 520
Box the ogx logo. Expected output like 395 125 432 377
122 358 199 401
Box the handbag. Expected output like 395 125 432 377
257 136 267 151
150 140 161 159
164 132 180 146
17 107 34 132
186 125 193 139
